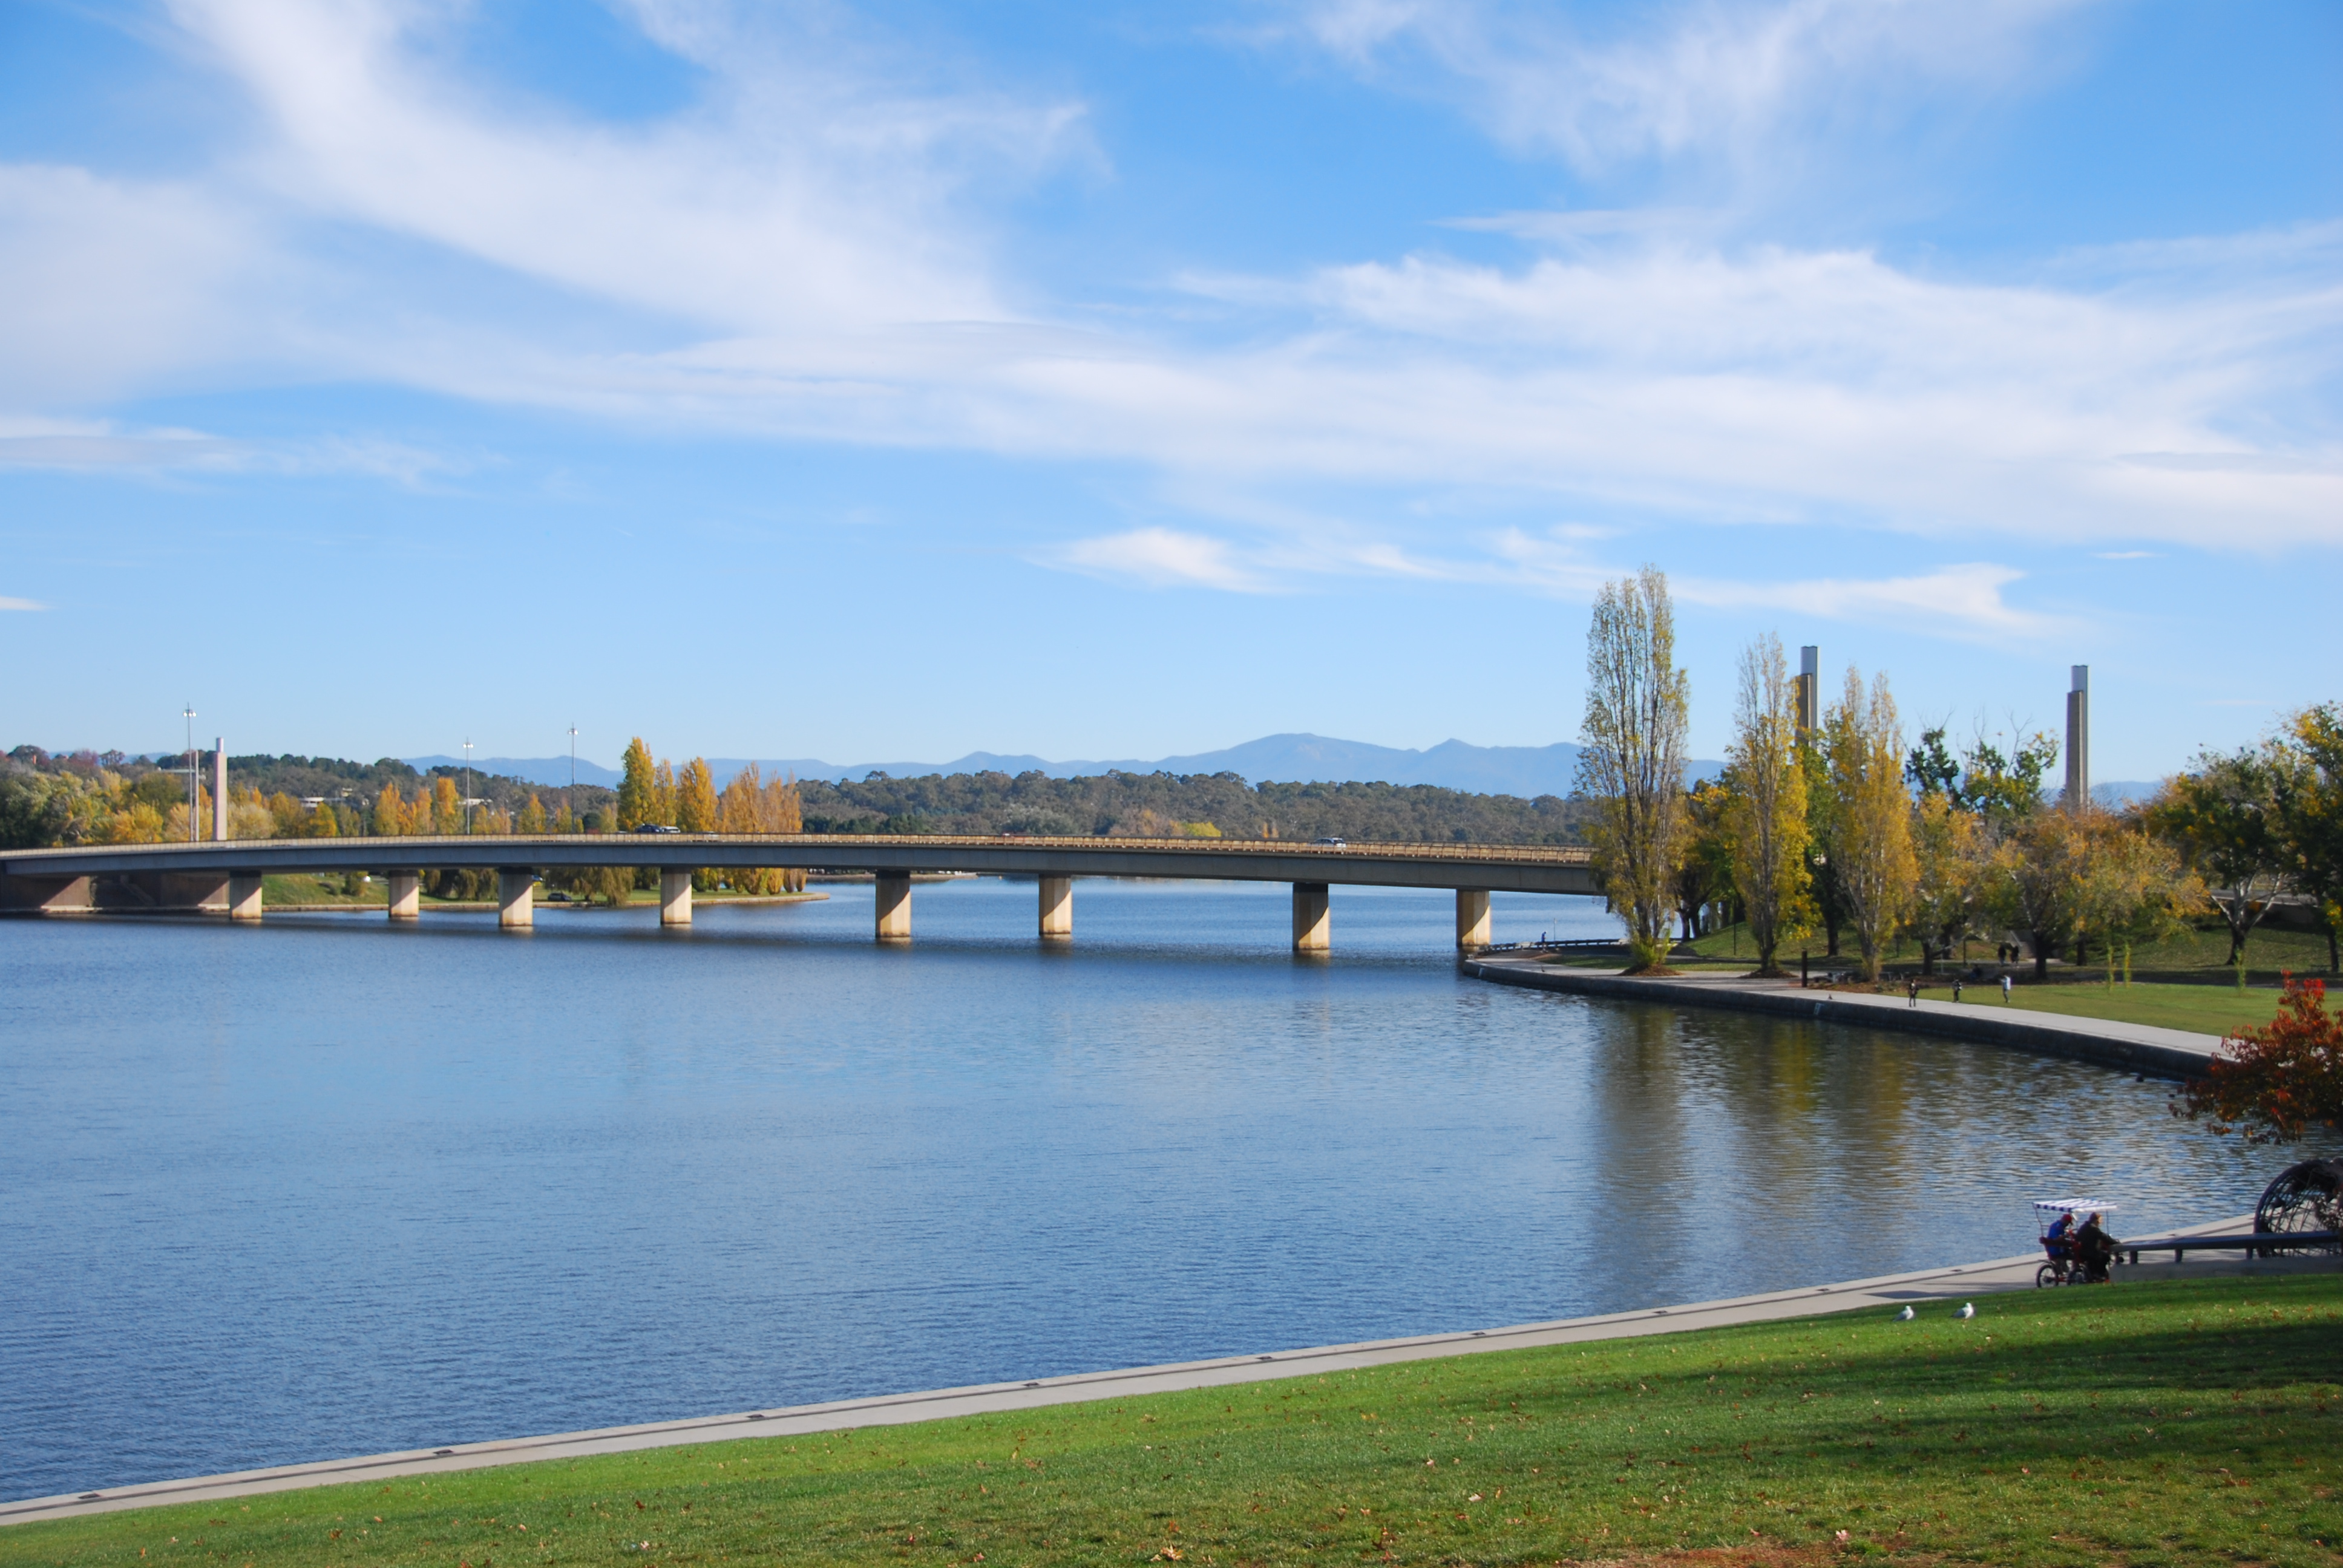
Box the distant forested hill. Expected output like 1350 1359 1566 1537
798 770 1590 845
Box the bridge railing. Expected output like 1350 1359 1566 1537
4 832 1595 867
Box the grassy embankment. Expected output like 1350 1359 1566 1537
8 1276 2339 1567
1538 919 2338 1037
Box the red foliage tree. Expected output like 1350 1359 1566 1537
2176 974 2343 1143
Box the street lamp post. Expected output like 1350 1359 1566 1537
462 738 474 835
569 725 578 829
182 705 198 843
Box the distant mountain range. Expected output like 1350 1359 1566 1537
409 734 1615 797
406 736 2155 805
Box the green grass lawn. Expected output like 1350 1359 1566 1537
11 1276 2339 1567
1910 980 2310 1037
260 874 384 906
1683 917 2337 981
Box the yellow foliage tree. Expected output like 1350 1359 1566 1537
677 759 717 833
518 793 548 834
432 776 464 835
618 737 658 829
653 759 677 828
1822 667 1917 982
1722 633 1811 975
372 788 408 837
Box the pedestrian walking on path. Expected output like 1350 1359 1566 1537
2001 973 2013 1004
1907 976 1921 1007
1953 978 1965 1003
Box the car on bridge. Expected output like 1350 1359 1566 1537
632 824 683 834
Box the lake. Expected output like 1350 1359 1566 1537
0 877 2278 1502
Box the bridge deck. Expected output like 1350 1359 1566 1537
2 834 1597 896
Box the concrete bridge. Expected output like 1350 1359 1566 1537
0 835 1598 952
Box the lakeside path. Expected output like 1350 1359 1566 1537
10 1215 2312 1527
1464 954 2224 1080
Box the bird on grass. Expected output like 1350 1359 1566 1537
1896 1305 1915 1320
1957 1302 1976 1319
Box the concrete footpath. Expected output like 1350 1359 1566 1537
1465 955 2224 1079
12 1217 2323 1527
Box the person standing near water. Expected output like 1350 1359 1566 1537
2001 973 2013 1003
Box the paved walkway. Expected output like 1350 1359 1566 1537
1465 956 2224 1079
12 1217 2319 1527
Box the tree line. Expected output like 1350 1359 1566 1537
1575 568 2342 981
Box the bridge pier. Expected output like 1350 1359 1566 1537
387 871 421 921
1038 875 1072 941
875 872 912 941
499 869 536 929
660 870 692 927
1455 888 1492 953
1292 881 1330 953
228 874 264 923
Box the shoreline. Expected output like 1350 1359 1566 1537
1464 953 2223 1079
10 1216 2315 1526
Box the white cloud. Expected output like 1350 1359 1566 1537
1045 527 1274 592
165 0 1075 334
1265 0 2088 177
2 0 2337 609
0 596 47 611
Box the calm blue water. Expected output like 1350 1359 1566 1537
0 878 2284 1502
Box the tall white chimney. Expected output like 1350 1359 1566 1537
2065 667 2089 810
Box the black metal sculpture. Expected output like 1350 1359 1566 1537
2255 1158 2343 1252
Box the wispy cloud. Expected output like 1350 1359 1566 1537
1258 0 2089 177
0 596 47 611
2 0 2337 614
1044 527 1275 592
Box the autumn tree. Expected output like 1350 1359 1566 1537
1984 806 2091 981
372 787 407 837
1674 780 1732 941
517 793 548 834
653 759 678 829
1821 667 1917 982
2276 703 2343 975
1908 790 1979 975
2175 975 2343 1143
677 759 718 833
618 737 658 829
431 776 463 835
1576 566 1689 972
1721 632 1810 976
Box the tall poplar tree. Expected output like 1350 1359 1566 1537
1576 566 1689 971
677 759 718 833
618 737 658 829
1722 633 1810 976
431 776 464 835
1823 667 1918 982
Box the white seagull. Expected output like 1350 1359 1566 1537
1896 1305 1915 1320
1957 1302 1976 1319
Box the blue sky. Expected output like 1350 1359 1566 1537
2 0 2336 780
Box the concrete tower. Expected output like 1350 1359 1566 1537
2065 667 2089 810
1797 645 1820 733
212 740 228 841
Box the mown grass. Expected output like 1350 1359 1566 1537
1683 919 2336 981
1907 981 2314 1037
9 1276 2339 1567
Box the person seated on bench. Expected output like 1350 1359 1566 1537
2076 1212 2117 1282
